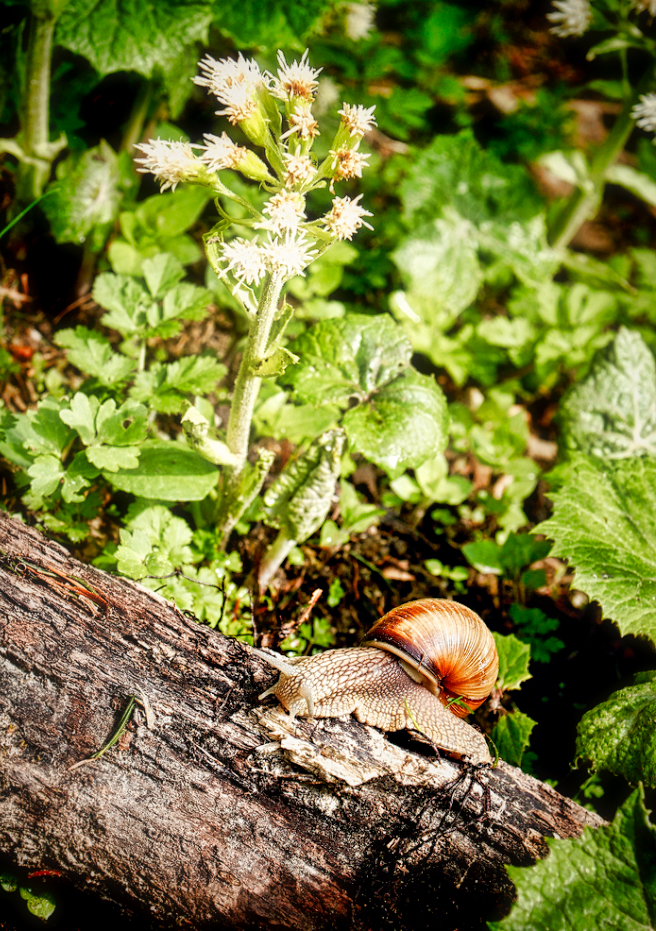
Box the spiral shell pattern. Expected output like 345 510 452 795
361 598 498 717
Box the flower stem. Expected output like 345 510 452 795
216 271 284 545
548 66 656 252
15 9 57 205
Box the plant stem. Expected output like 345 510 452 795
120 80 154 154
217 271 284 544
258 530 295 592
15 10 57 205
548 66 656 252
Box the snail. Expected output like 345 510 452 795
251 598 498 766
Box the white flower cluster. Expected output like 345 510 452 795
632 93 656 134
547 0 591 37
632 0 656 15
134 49 376 287
344 2 377 41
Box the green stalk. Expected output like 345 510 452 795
15 10 57 205
258 530 295 592
548 66 656 252
217 270 285 545
119 80 154 154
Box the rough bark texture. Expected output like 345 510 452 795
0 514 602 930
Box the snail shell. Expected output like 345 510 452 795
361 598 498 717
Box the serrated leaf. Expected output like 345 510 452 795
95 399 148 447
115 528 161 578
576 672 656 788
141 253 185 298
42 141 121 250
491 711 536 767
509 605 564 664
62 452 100 503
56 0 211 78
116 506 195 577
490 787 656 931
343 367 448 478
104 443 218 500
56 327 136 385
560 328 656 459
494 632 532 692
284 313 412 407
24 399 75 456
264 429 345 541
284 315 448 478
27 455 65 498
87 444 141 472
537 455 656 643
161 282 211 322
59 393 98 444
129 357 227 413
92 273 154 335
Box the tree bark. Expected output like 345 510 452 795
0 514 602 931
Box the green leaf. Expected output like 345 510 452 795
210 0 333 46
494 632 532 692
42 141 121 251
23 398 75 457
141 253 185 299
537 455 656 643
0 872 18 892
130 357 227 414
56 0 211 78
161 282 211 323
86 445 141 472
92 274 154 336
104 443 218 501
27 455 65 500
463 534 550 579
62 452 100 504
263 429 345 542
116 505 196 577
19 885 56 920
490 787 656 931
284 315 448 478
284 313 412 407
135 185 212 239
343 367 448 477
462 539 503 574
491 711 536 767
59 395 147 455
392 212 482 319
55 327 136 385
509 605 564 664
560 328 656 459
576 672 656 788
400 131 540 228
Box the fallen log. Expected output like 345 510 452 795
0 514 602 930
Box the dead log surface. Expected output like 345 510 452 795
0 514 602 931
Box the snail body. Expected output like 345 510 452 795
252 598 498 766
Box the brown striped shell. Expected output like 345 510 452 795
361 598 498 718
